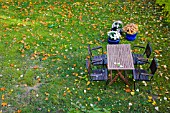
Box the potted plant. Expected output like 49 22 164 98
123 23 138 41
107 31 121 44
111 20 123 35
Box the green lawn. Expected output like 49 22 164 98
0 0 169 112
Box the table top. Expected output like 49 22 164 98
107 44 134 70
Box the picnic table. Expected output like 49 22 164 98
107 44 134 85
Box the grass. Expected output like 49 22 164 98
0 0 170 112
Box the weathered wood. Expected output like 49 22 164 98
107 44 134 70
107 44 134 85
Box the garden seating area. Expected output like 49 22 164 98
0 0 169 112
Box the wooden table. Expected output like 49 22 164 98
107 44 134 86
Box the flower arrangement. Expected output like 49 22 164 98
108 31 121 40
123 23 138 35
111 20 123 35
112 20 123 30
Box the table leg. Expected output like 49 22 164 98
108 73 119 86
110 70 112 80
118 70 130 86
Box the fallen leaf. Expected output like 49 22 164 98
97 97 101 101
154 50 160 55
152 101 156 106
10 64 14 67
87 88 91 90
45 97 48 101
1 102 7 106
33 65 39 69
16 110 22 113
86 81 90 86
2 95 4 100
0 87 5 91
148 96 152 100
63 92 66 96
130 91 135 96
125 87 131 93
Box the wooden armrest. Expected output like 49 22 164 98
140 73 153 76
133 45 145 49
91 46 103 50
137 58 149 63
92 59 103 63
137 57 148 60
91 73 103 77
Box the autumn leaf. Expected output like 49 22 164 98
2 5 8 9
152 101 157 106
10 64 14 67
16 110 22 113
154 50 161 55
125 87 131 93
2 95 4 100
45 92 49 96
63 92 66 96
1 102 7 106
148 96 152 100
0 87 6 91
33 65 39 69
73 64 76 67
87 88 91 90
130 91 135 96
42 57 47 61
97 97 101 101
45 97 48 101
86 81 90 86
123 5 126 11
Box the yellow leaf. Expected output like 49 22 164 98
63 92 66 96
152 101 156 106
2 94 4 100
45 92 49 96
130 91 135 96
45 97 48 101
86 81 90 86
125 88 131 93
97 97 101 101
16 110 22 113
87 88 91 90
148 96 152 100
1 102 7 106
33 65 39 69
148 99 152 103
0 87 5 91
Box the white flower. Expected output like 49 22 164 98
65 49 68 52
136 89 139 92
112 20 123 29
20 75 23 77
155 106 159 111
142 81 147 86
36 94 39 97
0 74 3 77
164 97 167 101
108 31 121 40
129 103 132 106
90 103 93 107
84 90 86 93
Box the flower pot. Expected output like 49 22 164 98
126 33 137 41
108 38 120 44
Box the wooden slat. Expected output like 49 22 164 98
107 44 134 70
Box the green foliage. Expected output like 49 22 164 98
0 0 169 113
156 0 170 22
